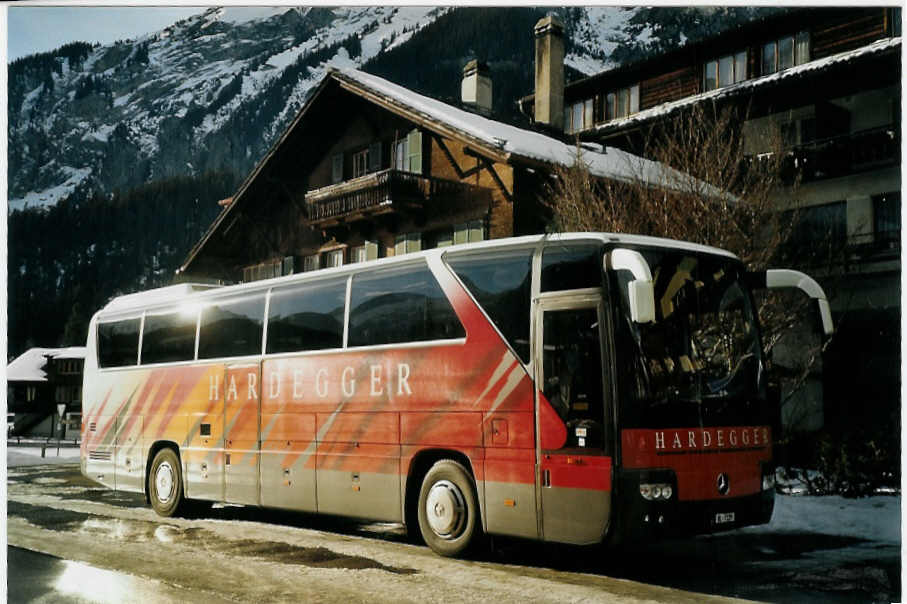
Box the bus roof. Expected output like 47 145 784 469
99 233 738 316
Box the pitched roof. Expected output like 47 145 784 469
331 68 685 187
180 68 720 274
7 347 86 383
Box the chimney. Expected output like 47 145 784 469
461 59 493 115
533 14 564 131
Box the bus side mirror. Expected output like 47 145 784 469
606 248 656 324
627 280 656 324
747 269 834 337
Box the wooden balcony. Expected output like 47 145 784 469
305 169 491 226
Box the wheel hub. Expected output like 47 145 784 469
155 461 174 503
425 480 465 539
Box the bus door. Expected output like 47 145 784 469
222 363 261 505
534 293 612 544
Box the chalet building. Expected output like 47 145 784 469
7 347 85 438
178 17 688 283
519 7 901 433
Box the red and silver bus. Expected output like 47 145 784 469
81 233 832 556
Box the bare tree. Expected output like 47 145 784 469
544 102 838 441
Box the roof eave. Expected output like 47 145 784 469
331 70 512 165
178 73 340 275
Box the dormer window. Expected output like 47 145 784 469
762 32 810 75
703 51 747 91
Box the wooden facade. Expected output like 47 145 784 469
180 71 546 283
518 7 899 139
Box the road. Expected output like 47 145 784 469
7 459 900 603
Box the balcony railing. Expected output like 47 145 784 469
305 169 491 226
847 229 901 260
784 125 900 183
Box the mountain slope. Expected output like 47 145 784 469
8 6 775 209
8 6 449 208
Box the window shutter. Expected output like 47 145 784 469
368 142 382 172
468 220 485 242
331 153 343 183
394 139 407 171
281 256 294 276
406 130 422 174
454 223 468 245
795 31 810 65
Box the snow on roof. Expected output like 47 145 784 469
333 68 720 195
591 36 902 136
7 347 87 383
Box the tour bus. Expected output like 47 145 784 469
81 233 832 556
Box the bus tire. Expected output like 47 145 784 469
148 448 185 517
417 459 479 557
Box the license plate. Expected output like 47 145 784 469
715 512 736 524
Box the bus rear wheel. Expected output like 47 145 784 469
417 460 479 557
148 448 185 517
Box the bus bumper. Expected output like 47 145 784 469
611 473 775 543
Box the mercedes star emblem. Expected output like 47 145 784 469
717 473 730 495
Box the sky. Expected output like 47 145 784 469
6 5 208 62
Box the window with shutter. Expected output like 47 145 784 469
281 256 295 276
406 130 422 174
368 142 382 172
303 254 320 272
331 153 343 183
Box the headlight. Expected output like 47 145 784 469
640 482 673 501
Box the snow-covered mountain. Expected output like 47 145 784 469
8 6 770 210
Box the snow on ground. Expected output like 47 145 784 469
81 123 116 143
744 493 901 544
8 167 93 210
7 446 82 467
565 53 611 77
20 84 45 118
213 6 295 26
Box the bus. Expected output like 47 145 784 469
81 233 832 556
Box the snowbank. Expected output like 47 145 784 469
750 493 901 544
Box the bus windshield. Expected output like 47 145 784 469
613 249 766 428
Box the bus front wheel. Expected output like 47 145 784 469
417 460 479 557
148 448 185 517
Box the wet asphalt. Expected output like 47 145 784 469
6 460 900 603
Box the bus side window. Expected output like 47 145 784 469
141 310 198 365
98 318 141 368
266 277 347 354
446 249 533 362
540 244 603 292
198 294 266 359
348 262 464 347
